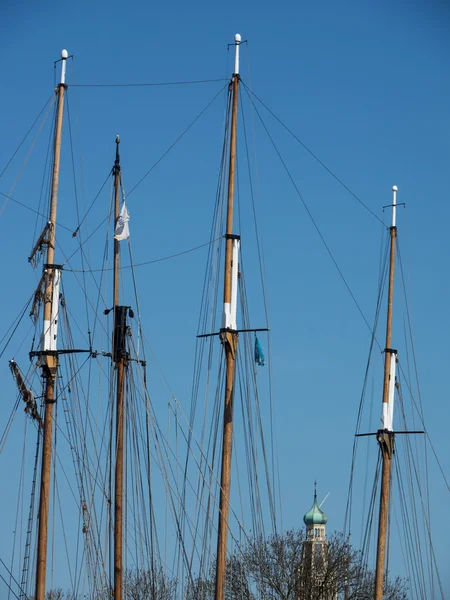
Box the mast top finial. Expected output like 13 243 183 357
60 49 69 85
391 184 398 228
233 34 242 75
116 134 120 144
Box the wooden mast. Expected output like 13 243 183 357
113 137 121 309
374 186 398 600
35 49 68 600
214 33 241 600
112 135 126 600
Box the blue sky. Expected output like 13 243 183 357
0 0 449 596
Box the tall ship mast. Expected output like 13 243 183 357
214 33 242 600
374 186 398 600
112 134 127 600
34 49 68 600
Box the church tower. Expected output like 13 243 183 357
303 483 328 542
299 484 335 599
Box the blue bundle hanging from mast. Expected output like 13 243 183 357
254 336 265 367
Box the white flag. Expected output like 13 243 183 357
114 201 130 241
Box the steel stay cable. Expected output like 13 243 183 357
241 81 384 226
0 93 55 180
397 296 437 597
0 558 31 600
396 358 450 493
31 97 56 253
391 496 417 600
0 190 73 232
132 336 255 559
112 338 186 576
0 573 22 600
70 170 111 238
396 236 435 550
65 237 222 273
71 78 229 87
344 233 388 545
394 452 427 598
184 85 232 574
57 365 94 592
240 88 280 532
185 88 231 550
0 293 34 360
9 419 27 600
18 421 40 599
129 376 206 587
127 82 229 196
0 397 20 455
396 376 445 597
238 272 276 534
396 397 427 597
348 227 388 527
0 95 57 221
62 84 228 267
243 83 382 345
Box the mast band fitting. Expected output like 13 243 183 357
224 234 241 240
384 348 398 354
113 306 130 362
220 327 237 334
44 263 64 270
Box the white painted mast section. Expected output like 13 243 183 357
388 352 396 430
234 33 241 75
381 185 398 431
60 49 68 85
382 351 397 431
229 238 240 330
222 238 240 330
392 185 397 228
42 268 62 352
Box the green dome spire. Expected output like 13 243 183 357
303 483 328 526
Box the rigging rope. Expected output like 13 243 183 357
242 83 383 345
240 87 280 533
65 238 222 272
0 93 55 180
127 82 228 196
0 190 72 232
241 81 385 226
71 78 229 88
0 95 56 219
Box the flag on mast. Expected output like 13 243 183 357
114 201 130 240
